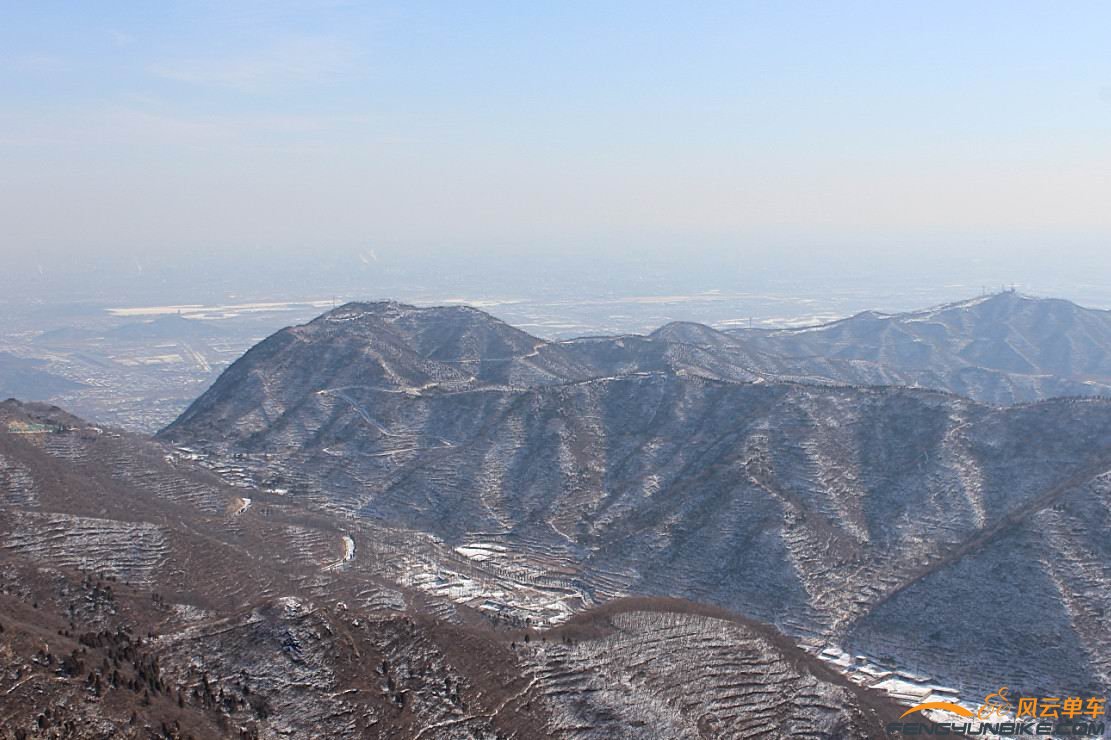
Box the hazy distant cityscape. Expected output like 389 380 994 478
6 277 1110 432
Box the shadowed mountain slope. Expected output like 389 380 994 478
160 301 1111 705
1 399 910 738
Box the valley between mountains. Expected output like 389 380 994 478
3 292 1111 738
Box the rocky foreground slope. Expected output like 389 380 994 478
160 300 1111 709
0 400 906 738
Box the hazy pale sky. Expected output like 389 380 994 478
3 1 1111 272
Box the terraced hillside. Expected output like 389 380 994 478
528 599 898 739
0 400 907 738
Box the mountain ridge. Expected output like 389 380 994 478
158 297 1111 704
723 291 1111 402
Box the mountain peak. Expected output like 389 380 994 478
649 321 738 346
928 289 1072 314
315 300 416 322
316 300 507 326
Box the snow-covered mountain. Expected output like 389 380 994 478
726 291 1111 403
7 294 1111 736
160 298 1111 706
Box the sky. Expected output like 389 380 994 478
2 1 1111 301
